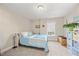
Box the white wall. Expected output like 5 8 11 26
40 19 47 34
0 6 32 52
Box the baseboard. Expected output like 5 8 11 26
1 46 14 53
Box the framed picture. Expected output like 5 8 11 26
35 25 40 28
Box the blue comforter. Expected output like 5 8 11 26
20 34 48 52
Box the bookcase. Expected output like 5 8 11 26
67 29 79 56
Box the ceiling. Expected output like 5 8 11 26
0 3 78 20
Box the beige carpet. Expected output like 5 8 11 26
2 41 73 56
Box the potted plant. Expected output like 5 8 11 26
63 23 79 31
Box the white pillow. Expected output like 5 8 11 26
21 32 29 37
28 32 32 36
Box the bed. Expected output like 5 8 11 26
19 32 49 52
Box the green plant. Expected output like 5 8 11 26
63 23 79 31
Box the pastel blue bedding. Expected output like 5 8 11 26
20 34 48 52
31 34 47 39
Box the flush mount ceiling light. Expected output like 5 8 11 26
37 5 44 10
34 4 46 13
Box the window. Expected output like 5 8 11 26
47 22 56 36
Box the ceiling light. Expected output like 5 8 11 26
37 5 44 10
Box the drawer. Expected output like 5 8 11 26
67 44 72 50
72 48 79 56
67 32 72 37
67 36 72 39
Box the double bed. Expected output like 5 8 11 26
19 32 49 52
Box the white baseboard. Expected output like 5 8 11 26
1 46 14 53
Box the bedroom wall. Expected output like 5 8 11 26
0 6 32 52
